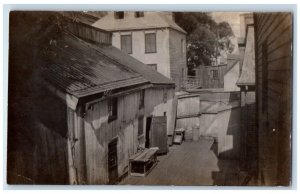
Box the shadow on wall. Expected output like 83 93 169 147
208 92 245 186
7 12 102 184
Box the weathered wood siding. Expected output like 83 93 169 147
195 65 227 89
66 20 112 45
78 87 174 184
169 28 187 89
254 12 292 186
177 95 201 118
7 87 69 184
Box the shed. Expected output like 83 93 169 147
7 12 175 185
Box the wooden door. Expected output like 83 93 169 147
145 117 152 148
108 138 118 184
150 116 168 154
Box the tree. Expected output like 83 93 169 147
174 12 235 75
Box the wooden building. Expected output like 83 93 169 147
254 12 292 186
92 12 187 89
194 64 227 89
8 12 175 185
236 14 257 180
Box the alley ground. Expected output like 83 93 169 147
120 139 247 186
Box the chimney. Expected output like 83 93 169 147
238 13 253 73
240 13 254 39
165 12 174 21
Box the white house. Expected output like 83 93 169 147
92 11 187 89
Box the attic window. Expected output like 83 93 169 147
135 12 144 18
114 12 124 19
108 98 118 122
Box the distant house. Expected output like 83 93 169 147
194 64 227 89
8 12 175 185
92 11 188 89
254 12 292 186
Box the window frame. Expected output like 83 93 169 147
120 34 132 54
145 33 157 53
134 12 144 18
163 88 168 103
211 69 219 80
138 115 144 137
114 12 124 19
147 64 157 71
108 97 118 122
139 89 145 109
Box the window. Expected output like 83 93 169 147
147 64 157 71
139 90 145 109
262 41 269 113
145 33 156 53
114 12 124 19
181 39 185 54
135 12 144 18
121 35 132 54
138 116 144 136
212 70 218 80
163 88 167 103
108 98 118 122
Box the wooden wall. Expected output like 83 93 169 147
195 65 227 89
73 86 174 184
169 28 187 89
7 87 69 184
65 19 112 45
254 12 292 186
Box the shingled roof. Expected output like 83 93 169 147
41 32 174 98
92 12 186 34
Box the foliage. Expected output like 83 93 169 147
174 12 235 75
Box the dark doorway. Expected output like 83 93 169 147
108 138 118 184
145 116 152 148
150 116 168 154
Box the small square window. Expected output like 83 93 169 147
114 12 124 19
147 64 157 71
145 33 156 53
212 70 218 80
135 12 144 18
108 98 118 122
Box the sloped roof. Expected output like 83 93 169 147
92 12 187 34
62 12 99 25
225 54 239 74
42 33 174 98
237 26 255 86
91 43 175 86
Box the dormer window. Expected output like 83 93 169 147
135 12 144 18
114 12 124 19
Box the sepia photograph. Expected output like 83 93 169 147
6 9 293 187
